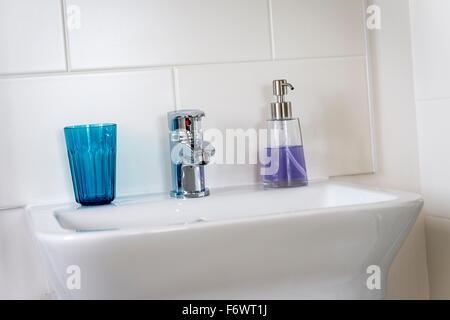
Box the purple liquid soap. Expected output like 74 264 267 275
263 145 308 187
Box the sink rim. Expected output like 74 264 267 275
26 180 423 240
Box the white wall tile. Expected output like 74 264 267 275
0 0 66 75
416 98 450 297
416 99 450 219
177 57 373 188
271 0 366 59
411 1 450 299
0 69 174 207
410 0 450 100
66 0 271 70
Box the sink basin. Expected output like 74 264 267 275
27 181 423 299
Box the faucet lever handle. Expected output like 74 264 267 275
199 141 215 165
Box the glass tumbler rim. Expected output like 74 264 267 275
64 123 116 131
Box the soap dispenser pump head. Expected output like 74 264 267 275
273 79 294 97
271 79 294 120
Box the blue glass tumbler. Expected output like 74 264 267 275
64 124 117 206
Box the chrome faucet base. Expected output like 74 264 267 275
170 188 210 199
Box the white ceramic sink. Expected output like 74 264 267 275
27 181 423 299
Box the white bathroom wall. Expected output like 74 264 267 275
0 208 51 299
1 0 372 298
177 58 372 187
66 0 271 69
0 0 66 74
409 0 450 299
0 70 175 206
0 0 371 207
339 0 429 299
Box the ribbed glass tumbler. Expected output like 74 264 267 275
64 123 117 206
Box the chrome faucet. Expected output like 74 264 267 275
167 109 214 199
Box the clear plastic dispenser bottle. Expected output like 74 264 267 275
262 79 308 188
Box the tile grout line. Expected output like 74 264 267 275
408 0 420 104
267 0 276 60
0 55 367 80
171 67 181 109
407 0 427 200
60 0 72 72
362 0 377 174
0 65 173 79
416 96 450 103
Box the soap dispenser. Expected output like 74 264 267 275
262 79 308 188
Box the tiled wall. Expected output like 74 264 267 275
0 208 51 299
410 0 450 299
0 0 372 207
341 0 429 299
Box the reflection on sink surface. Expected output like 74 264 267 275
27 180 423 299
55 182 396 232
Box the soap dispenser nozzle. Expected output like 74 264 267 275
273 79 294 98
271 79 294 119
